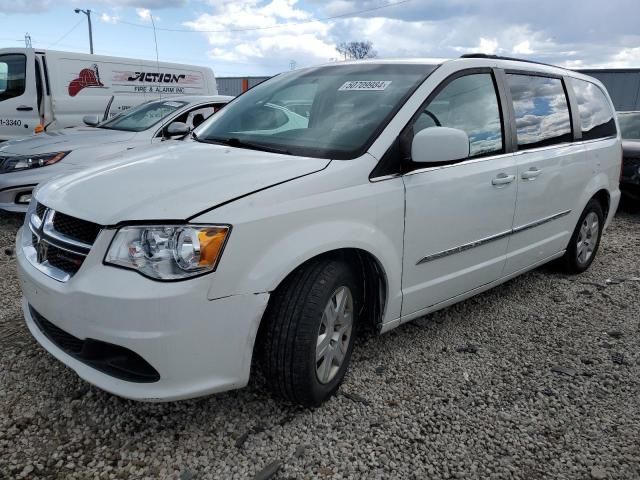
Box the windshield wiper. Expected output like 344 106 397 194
202 136 291 155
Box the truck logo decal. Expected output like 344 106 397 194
126 72 186 83
68 64 105 97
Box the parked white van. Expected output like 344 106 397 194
0 48 217 141
16 55 621 406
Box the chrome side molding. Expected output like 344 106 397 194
417 209 572 265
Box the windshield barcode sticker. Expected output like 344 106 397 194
338 80 392 91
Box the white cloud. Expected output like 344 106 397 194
606 46 640 68
0 0 50 13
136 7 153 22
178 0 640 75
184 0 336 73
90 0 184 7
477 37 499 54
513 40 533 55
100 12 120 24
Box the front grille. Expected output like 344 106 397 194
45 244 84 275
28 204 103 280
52 211 101 245
30 306 160 383
36 202 46 220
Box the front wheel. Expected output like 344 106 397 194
260 259 359 406
558 199 604 273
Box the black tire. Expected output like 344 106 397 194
260 258 359 406
558 199 604 274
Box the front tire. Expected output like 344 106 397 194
260 259 359 406
559 199 604 273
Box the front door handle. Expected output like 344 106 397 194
16 105 33 111
521 167 542 180
491 173 516 186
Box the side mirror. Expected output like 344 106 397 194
165 121 190 137
411 127 469 164
83 115 100 127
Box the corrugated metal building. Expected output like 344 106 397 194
217 76 270 96
578 69 640 111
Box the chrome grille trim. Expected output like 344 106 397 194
23 204 99 282
42 209 94 250
22 228 71 283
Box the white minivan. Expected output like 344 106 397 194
16 55 621 406
0 48 217 141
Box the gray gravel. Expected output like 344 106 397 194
1 210 639 479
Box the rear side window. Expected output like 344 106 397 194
570 78 617 140
414 73 503 157
0 54 27 102
507 74 572 150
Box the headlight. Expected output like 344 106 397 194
0 151 70 173
104 224 230 280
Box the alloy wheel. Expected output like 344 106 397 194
316 286 354 384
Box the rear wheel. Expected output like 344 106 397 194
558 199 604 273
260 259 359 406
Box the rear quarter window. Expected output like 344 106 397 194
570 78 617 140
506 74 572 150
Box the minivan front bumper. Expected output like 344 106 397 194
16 226 269 401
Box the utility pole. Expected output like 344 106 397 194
74 8 94 54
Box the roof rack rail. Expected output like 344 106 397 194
459 53 560 69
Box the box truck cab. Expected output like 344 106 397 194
0 48 217 141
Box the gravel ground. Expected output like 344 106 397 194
0 210 639 480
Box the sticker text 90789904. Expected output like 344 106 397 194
338 80 392 91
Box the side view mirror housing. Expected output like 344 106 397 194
83 115 100 127
165 122 190 137
411 127 470 164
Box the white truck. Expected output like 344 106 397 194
0 48 217 141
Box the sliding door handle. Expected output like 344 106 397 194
16 105 33 111
521 167 542 180
491 173 516 186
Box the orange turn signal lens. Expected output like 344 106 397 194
198 228 229 267
34 124 45 134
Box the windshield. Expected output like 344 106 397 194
195 63 437 159
99 100 188 132
618 112 640 140
0 54 26 102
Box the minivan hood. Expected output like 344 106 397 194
0 128 136 155
36 142 330 225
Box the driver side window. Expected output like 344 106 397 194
415 73 504 157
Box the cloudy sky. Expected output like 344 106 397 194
1 0 639 76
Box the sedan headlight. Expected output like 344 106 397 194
105 224 230 280
0 151 70 173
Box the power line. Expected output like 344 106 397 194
97 0 413 34
49 18 85 48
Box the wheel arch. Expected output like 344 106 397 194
592 188 611 219
269 247 388 333
250 247 389 380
